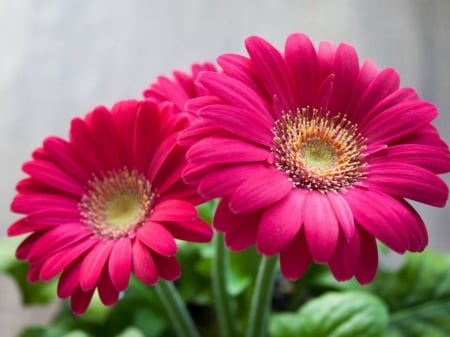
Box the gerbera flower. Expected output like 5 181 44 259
8 100 213 314
182 33 450 284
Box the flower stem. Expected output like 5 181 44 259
245 255 278 337
155 280 200 337
212 233 236 337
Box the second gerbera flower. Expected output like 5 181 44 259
183 33 450 284
8 100 213 314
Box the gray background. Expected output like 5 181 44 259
1 0 449 335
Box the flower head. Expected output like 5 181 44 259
183 33 450 283
8 100 213 314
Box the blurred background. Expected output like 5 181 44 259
1 0 449 335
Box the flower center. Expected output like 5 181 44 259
80 168 155 239
272 107 366 192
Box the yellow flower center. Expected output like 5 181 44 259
80 168 155 239
272 107 366 192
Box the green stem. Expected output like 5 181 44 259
155 280 200 337
212 233 236 337
245 255 278 337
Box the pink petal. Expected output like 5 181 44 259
317 41 336 82
327 192 355 241
352 67 400 125
11 193 78 214
367 163 448 207
284 33 319 108
229 169 293 214
303 191 339 263
40 238 99 281
197 71 273 124
108 238 132 292
361 101 438 145
398 200 428 252
132 240 159 285
79 240 114 291
26 208 80 226
199 104 274 147
343 188 408 253
43 137 90 183
163 218 213 243
15 232 45 260
146 133 178 182
97 270 120 306
151 199 197 222
8 218 51 236
198 163 266 199
185 96 224 116
245 35 298 112
367 144 450 174
328 43 359 116
224 218 259 251
58 259 82 299
355 227 378 284
152 145 186 194
329 229 360 281
137 221 177 257
344 59 379 119
187 136 269 165
279 229 311 280
71 287 95 316
257 189 307 255
153 255 181 281
22 160 84 196
214 197 261 233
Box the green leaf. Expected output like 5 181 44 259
270 291 388 337
0 236 57 305
367 251 450 337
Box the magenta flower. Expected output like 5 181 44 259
183 33 450 283
8 100 213 315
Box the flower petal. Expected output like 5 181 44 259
97 270 119 306
355 227 378 284
151 199 198 222
257 189 307 255
367 163 449 207
303 191 339 263
327 192 355 241
132 240 159 285
153 255 181 281
79 240 114 291
163 218 213 243
71 287 95 316
108 238 132 292
58 259 82 299
229 169 293 214
279 229 311 280
137 221 177 257
329 229 360 281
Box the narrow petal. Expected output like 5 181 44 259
146 133 178 183
97 270 120 306
8 218 51 236
198 163 266 199
245 35 298 111
79 240 114 291
257 189 307 255
187 136 269 165
284 33 319 107
367 163 449 207
11 193 78 214
303 191 339 263
151 199 197 222
279 229 311 280
132 240 159 285
199 104 274 147
108 238 132 292
344 188 408 253
153 255 181 281
329 229 360 281
327 192 355 241
224 217 259 251
71 287 95 316
229 169 292 214
163 218 213 243
355 227 378 284
214 197 261 233
58 259 82 299
137 221 177 257
26 208 80 226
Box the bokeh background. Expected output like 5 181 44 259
1 0 449 336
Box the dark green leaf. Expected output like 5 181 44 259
270 291 388 337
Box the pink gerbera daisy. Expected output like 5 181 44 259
8 100 213 314
183 33 450 283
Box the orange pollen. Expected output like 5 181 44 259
272 107 367 192
79 168 155 239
